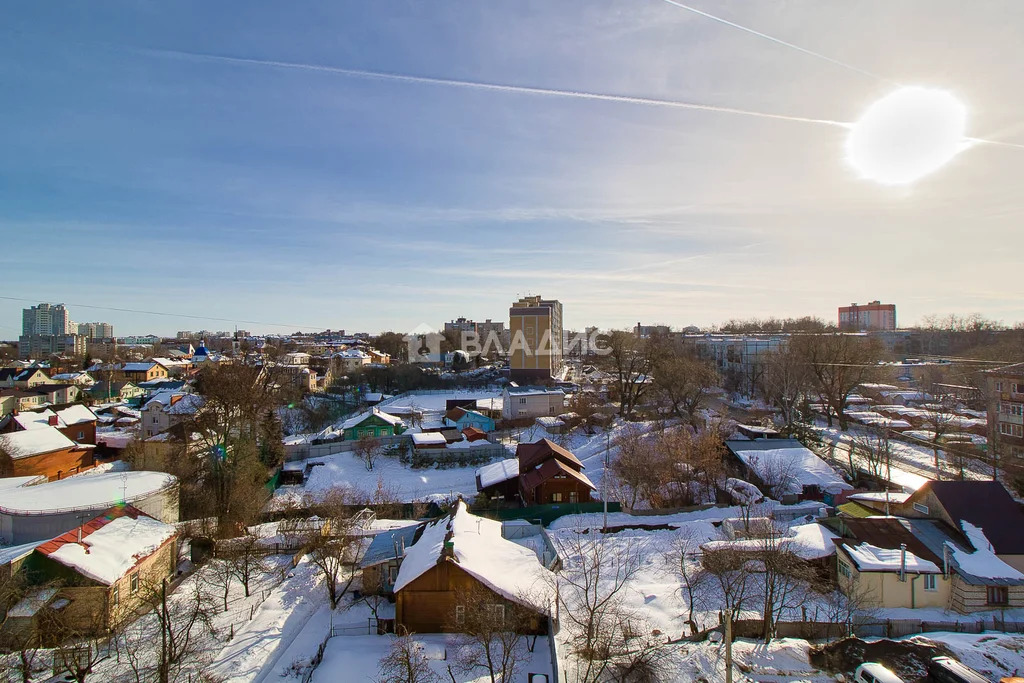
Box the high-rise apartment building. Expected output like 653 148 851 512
22 303 70 336
78 322 114 339
509 296 563 382
838 301 896 331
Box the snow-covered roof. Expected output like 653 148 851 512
948 521 1024 581
56 404 98 426
842 542 940 573
724 478 764 505
340 409 404 430
122 362 160 372
535 416 565 428
11 409 60 431
0 427 77 459
393 501 554 612
730 444 852 496
505 386 564 397
476 458 519 488
411 432 447 446
40 508 177 585
702 522 839 560
0 471 177 515
849 491 911 505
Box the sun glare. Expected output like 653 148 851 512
846 86 967 185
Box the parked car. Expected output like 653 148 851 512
928 656 989 683
854 663 905 683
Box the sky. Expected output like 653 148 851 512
1 0 1022 338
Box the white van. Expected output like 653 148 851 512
853 662 905 683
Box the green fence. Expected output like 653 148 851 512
480 502 622 527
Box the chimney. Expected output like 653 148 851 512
77 525 83 543
48 415 59 427
170 395 182 407
900 543 907 582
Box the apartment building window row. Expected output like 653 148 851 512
998 402 1024 417
999 422 1024 438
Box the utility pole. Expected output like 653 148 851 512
602 427 610 532
724 611 733 683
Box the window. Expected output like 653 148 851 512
489 604 505 624
912 503 929 514
987 586 1009 605
77 430 84 440
551 492 563 503
1000 423 1024 438
387 565 398 585
112 584 120 606
455 605 465 625
519 397 527 404
569 491 578 503
130 572 139 594
996 381 1004 392
1014 383 1024 395
923 574 937 591
838 560 852 579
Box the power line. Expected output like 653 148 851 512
0 295 326 331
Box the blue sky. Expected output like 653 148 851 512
2 1 1022 337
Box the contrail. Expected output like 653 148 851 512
965 137 1024 151
659 0 896 84
140 47 849 129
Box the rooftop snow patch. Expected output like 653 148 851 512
0 471 176 515
411 432 447 446
844 542 941 573
42 508 177 585
0 427 77 459
477 458 519 488
393 501 554 612
730 443 851 496
948 521 1024 581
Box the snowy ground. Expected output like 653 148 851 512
311 633 554 683
272 448 496 505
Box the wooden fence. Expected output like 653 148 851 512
728 615 1024 641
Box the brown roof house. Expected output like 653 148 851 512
393 501 554 634
897 480 1024 573
516 439 596 505
4 505 177 640
0 426 95 480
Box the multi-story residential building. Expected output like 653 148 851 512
509 296 563 382
473 319 509 355
19 303 82 359
77 322 114 339
838 300 897 331
688 334 786 395
443 317 476 335
988 363 1024 460
18 334 86 360
634 322 671 338
501 386 565 420
22 303 70 336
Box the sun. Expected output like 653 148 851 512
846 86 968 185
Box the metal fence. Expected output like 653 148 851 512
729 616 1024 641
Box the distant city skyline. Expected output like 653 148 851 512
2 2 1022 337
0 295 1018 340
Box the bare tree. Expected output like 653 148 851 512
819 575 877 641
303 488 366 609
668 528 714 636
609 424 659 508
652 347 720 425
553 532 644 683
377 631 440 683
701 547 754 620
224 534 271 598
921 396 958 477
755 528 814 642
599 330 659 417
206 557 236 613
790 333 883 430
761 345 814 432
355 435 385 471
851 427 893 483
445 584 536 683
746 453 798 501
